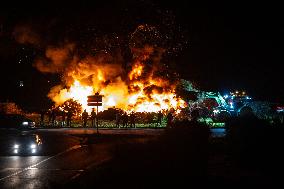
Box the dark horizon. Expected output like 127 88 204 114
1 0 283 111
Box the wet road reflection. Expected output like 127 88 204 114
210 127 226 138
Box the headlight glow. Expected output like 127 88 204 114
14 144 19 149
22 121 29 125
14 149 18 153
30 144 36 149
32 149 36 153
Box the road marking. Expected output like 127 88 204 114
0 145 81 181
69 157 112 181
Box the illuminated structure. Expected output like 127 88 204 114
222 90 252 114
190 91 231 122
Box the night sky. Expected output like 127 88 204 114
0 0 283 111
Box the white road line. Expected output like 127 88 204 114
0 144 81 181
69 157 112 181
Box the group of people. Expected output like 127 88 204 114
40 108 74 127
39 108 98 127
81 108 97 127
114 111 167 128
115 111 136 128
40 106 175 128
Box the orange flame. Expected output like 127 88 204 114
129 63 143 80
48 55 186 114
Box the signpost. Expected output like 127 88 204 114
87 92 103 133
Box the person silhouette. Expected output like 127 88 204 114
129 112 136 128
51 108 56 126
61 111 66 127
157 111 163 126
67 110 73 127
82 109 89 127
115 111 121 128
166 111 173 128
40 110 45 126
91 108 97 127
122 112 128 128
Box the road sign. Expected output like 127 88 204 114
87 92 103 134
87 95 102 102
87 102 102 106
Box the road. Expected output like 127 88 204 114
0 128 162 188
0 127 225 188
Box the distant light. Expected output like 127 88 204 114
30 144 36 149
14 149 18 154
14 144 19 149
223 95 229 99
19 81 24 87
230 102 234 109
22 122 29 125
213 109 220 114
32 149 36 153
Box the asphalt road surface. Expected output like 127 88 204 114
0 127 225 188
0 128 163 188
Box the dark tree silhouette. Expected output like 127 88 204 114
59 99 82 117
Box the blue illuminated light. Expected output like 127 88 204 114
223 95 229 99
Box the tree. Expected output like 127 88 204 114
176 79 199 102
59 99 82 117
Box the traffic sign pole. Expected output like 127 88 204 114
96 105 99 134
87 92 103 135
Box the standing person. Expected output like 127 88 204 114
61 111 66 127
82 109 89 127
40 110 45 127
51 108 56 127
67 110 73 127
91 108 97 128
122 112 128 128
115 111 121 128
129 112 135 128
157 111 163 127
166 111 173 128
47 109 52 126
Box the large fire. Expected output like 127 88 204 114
30 25 188 114
50 61 186 113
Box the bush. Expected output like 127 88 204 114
225 115 284 171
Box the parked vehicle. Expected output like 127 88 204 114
0 114 36 129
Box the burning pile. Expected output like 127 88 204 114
49 65 185 112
